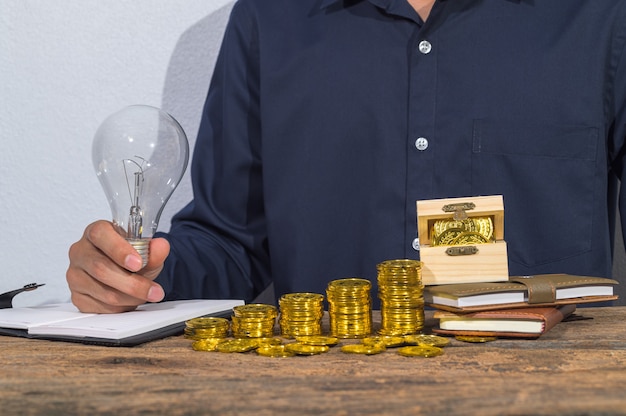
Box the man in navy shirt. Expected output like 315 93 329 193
68 0 626 313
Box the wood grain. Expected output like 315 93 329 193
1 307 625 415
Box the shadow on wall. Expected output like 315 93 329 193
157 2 277 305
159 2 235 228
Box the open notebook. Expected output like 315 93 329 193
0 299 243 347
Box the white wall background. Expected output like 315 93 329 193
1 0 234 306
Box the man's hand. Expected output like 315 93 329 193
66 220 169 313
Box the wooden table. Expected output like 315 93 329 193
1 307 625 415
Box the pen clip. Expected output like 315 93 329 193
0 283 45 309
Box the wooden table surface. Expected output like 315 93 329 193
1 307 625 416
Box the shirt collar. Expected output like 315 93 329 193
319 0 517 11
319 0 442 9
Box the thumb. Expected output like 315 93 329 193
141 237 170 280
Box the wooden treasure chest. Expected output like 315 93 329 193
416 195 509 286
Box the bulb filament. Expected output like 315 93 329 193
123 156 147 239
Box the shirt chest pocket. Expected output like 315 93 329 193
470 119 599 268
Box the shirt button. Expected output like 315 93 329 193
415 137 429 151
412 238 420 251
418 40 432 54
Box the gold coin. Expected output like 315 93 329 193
473 216 494 241
432 227 464 246
451 231 489 245
233 303 278 318
185 316 230 328
280 292 324 303
397 345 444 358
191 338 225 352
285 343 330 355
279 292 325 339
341 343 386 355
216 338 260 353
430 216 496 245
432 218 476 237
330 277 371 286
403 334 450 347
326 278 373 339
255 337 283 346
295 335 340 346
230 303 277 338
377 259 423 272
377 259 424 337
362 335 405 348
256 344 295 358
189 327 230 339
455 335 498 343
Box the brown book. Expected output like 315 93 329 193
432 304 577 339
425 274 618 313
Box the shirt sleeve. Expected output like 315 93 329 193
155 1 272 302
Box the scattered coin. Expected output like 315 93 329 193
285 342 330 355
191 338 225 352
362 335 405 348
454 335 498 343
397 345 444 358
296 335 340 346
256 344 295 358
254 337 283 346
216 338 260 353
403 334 450 347
341 343 386 355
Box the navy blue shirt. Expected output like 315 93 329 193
156 0 626 304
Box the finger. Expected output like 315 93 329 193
66 264 141 313
68 239 165 308
82 257 164 304
83 220 144 272
139 237 170 280
67 262 164 312
67 221 168 310
70 291 139 314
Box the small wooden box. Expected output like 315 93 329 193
416 195 509 286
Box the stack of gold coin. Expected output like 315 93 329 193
326 278 372 339
430 216 494 246
278 292 325 338
184 317 230 340
231 304 278 338
377 259 425 336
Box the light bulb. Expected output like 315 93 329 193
92 105 189 267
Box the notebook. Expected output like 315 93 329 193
425 274 618 312
432 304 577 339
0 299 244 347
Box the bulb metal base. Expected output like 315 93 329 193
127 238 150 268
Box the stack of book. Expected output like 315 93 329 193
424 274 619 338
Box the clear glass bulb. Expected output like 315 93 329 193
92 105 189 267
